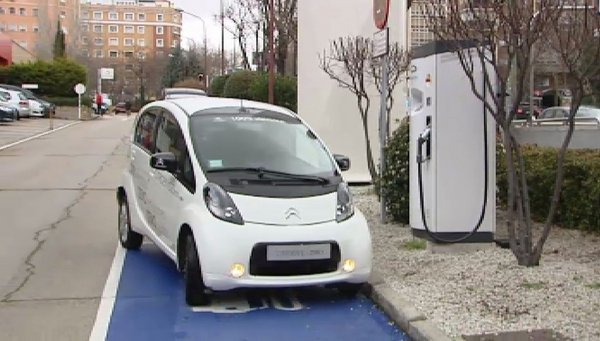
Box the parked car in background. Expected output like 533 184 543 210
28 99 47 117
0 102 17 121
0 88 30 118
539 106 600 122
514 102 542 120
0 90 20 120
0 84 55 117
161 87 207 100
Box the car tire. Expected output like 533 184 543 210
118 197 143 250
336 283 364 298
184 234 210 306
16 112 20 121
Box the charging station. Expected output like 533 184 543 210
409 41 496 243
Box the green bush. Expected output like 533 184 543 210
497 145 600 232
222 70 258 100
250 72 298 111
209 75 229 97
379 116 411 224
0 58 86 97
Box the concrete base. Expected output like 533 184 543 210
427 242 496 254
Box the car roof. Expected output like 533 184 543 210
161 97 295 117
164 87 206 95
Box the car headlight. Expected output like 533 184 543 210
203 183 244 225
336 182 354 222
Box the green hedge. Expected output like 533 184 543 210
379 116 411 224
0 58 86 97
497 145 600 232
209 71 298 112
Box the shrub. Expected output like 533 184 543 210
379 116 411 224
209 75 229 97
250 72 298 111
497 145 600 232
0 58 86 97
222 70 258 100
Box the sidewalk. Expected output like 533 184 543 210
354 187 599 341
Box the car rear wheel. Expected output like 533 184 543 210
184 234 210 306
16 112 20 120
336 283 364 298
118 198 143 249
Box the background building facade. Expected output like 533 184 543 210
0 0 81 59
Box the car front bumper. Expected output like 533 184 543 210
195 213 373 291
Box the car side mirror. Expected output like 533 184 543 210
150 152 178 173
333 154 351 172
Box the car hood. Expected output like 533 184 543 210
230 192 337 226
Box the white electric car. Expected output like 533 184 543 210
117 97 372 306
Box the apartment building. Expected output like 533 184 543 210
0 0 80 59
79 0 182 60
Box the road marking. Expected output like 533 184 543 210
0 121 81 152
89 245 126 341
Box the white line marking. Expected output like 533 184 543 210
0 121 81 152
89 244 126 341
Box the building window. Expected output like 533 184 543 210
8 24 17 32
82 49 89 57
94 38 104 46
93 11 103 20
94 50 103 58
137 26 145 34
156 39 164 47
82 11 89 19
33 26 39 32
93 25 103 33
124 26 134 34
109 12 118 20
82 37 89 45
32 8 38 16
125 63 133 70
109 25 118 33
109 51 118 58
19 8 26 16
124 38 134 46
124 52 133 58
19 25 27 32
137 39 145 47
138 13 146 21
9 7 15 15
81 24 89 32
124 13 134 21
171 39 178 48
156 26 164 35
109 38 118 46
156 13 164 21
0 8 4 15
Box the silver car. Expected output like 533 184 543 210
0 88 30 118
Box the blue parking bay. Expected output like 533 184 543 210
106 245 411 341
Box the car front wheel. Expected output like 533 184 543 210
118 198 143 249
184 234 210 306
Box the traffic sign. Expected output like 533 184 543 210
373 0 390 29
100 68 114 80
372 28 389 58
22 84 39 89
74 83 86 95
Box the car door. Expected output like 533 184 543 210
151 110 196 250
131 109 160 235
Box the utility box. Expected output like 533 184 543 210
409 41 496 243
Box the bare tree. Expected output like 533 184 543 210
320 37 377 179
424 1 591 266
220 0 260 70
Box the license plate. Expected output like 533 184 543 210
266 244 331 261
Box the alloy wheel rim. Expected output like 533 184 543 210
119 203 128 242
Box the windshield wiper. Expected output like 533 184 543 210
206 167 329 184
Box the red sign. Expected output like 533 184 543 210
373 0 391 29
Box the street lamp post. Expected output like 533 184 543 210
182 11 208 90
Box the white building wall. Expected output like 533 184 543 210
298 0 410 183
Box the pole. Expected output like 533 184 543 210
268 0 275 104
204 33 208 90
78 93 81 120
220 0 225 75
379 53 389 223
529 1 537 125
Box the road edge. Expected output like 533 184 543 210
364 271 458 341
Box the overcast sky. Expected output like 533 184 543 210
172 0 236 51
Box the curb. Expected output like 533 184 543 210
364 271 457 341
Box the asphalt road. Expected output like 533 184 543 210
0 114 134 340
0 114 409 341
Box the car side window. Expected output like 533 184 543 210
134 111 158 153
155 111 196 193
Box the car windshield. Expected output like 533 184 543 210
189 108 336 177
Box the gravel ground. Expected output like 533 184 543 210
352 187 600 340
